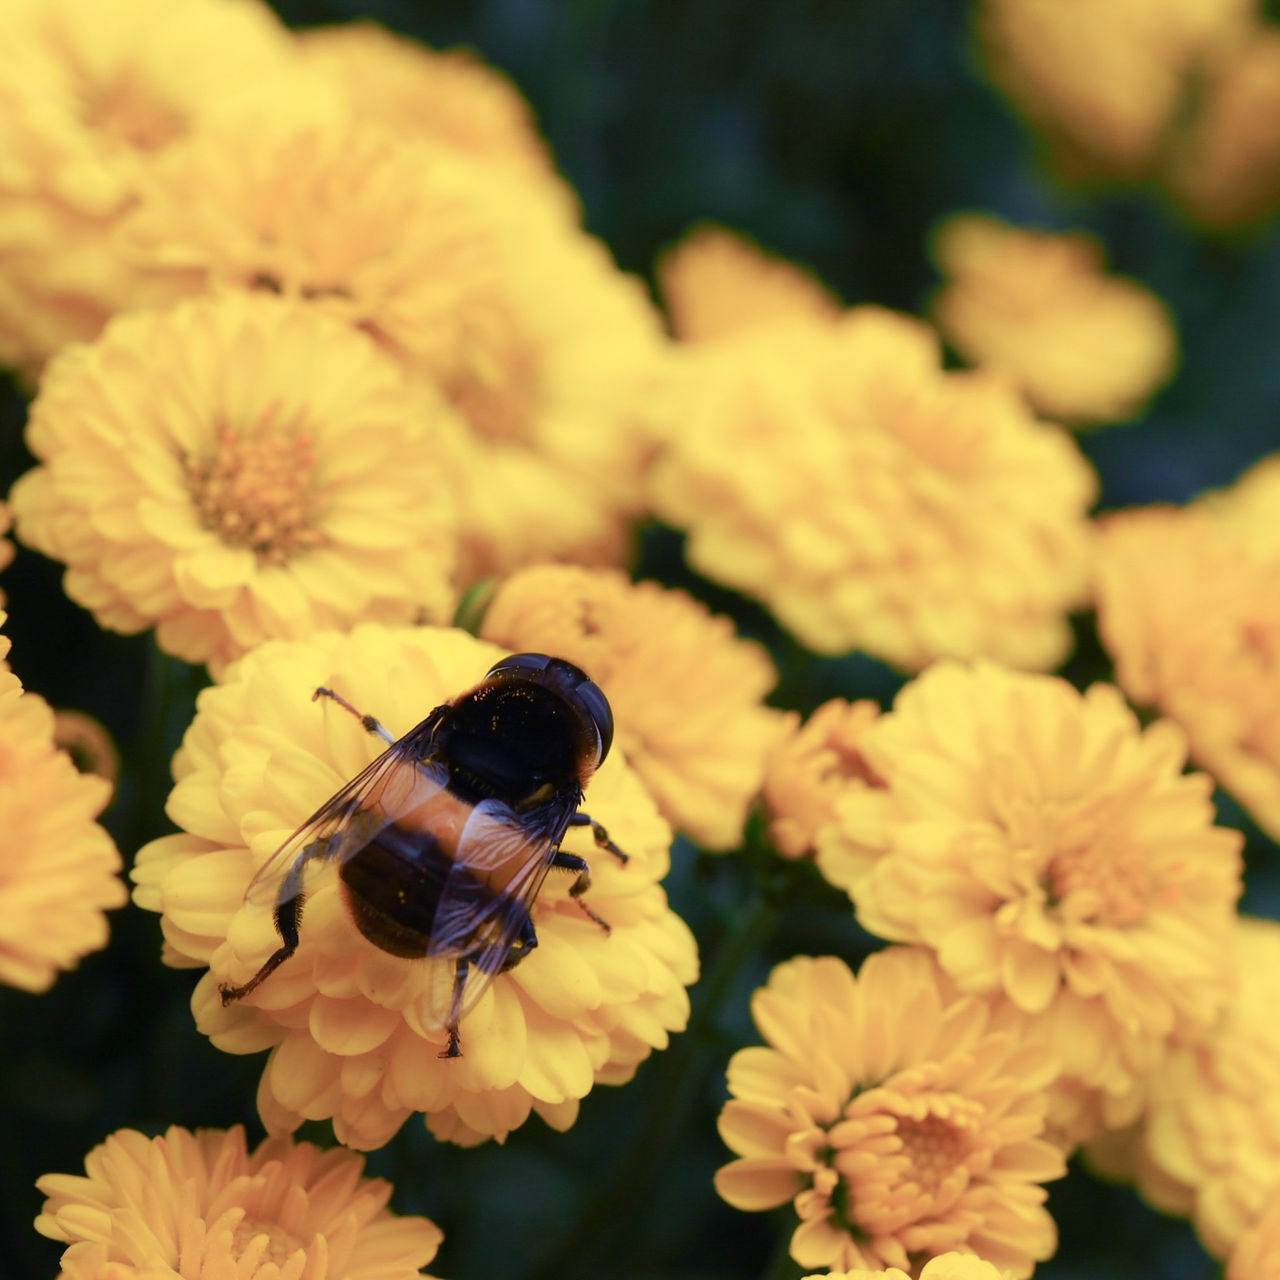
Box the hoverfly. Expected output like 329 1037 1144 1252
219 653 626 1057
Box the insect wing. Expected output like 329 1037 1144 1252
242 723 445 911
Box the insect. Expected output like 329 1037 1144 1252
219 652 626 1058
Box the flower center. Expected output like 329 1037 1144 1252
81 70 187 152
184 409 327 564
443 304 542 444
1048 835 1150 925
231 1216 306 1277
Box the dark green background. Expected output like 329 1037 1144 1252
5 3 1279 1278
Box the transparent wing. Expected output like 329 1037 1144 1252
242 719 446 911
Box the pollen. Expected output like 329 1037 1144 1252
1048 833 1151 926
184 407 327 564
231 1217 305 1274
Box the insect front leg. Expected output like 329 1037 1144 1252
568 810 628 863
219 891 303 1004
313 686 396 745
552 849 611 934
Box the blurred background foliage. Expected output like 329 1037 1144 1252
4 2 1279 1277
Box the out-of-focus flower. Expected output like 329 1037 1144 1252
931 214 1177 425
817 662 1242 1148
131 624 698 1150
0 0 334 374
118 121 666 581
658 225 841 343
480 563 788 850
651 306 1095 670
52 710 121 792
1084 916 1280 1261
806 1258 1013 1280
10 292 459 671
35 1123 443 1280
715 948 1064 1277
762 698 884 859
0 501 15 607
1228 1185 1280 1279
1095 458 1280 842
976 0 1251 182
0 623 124 992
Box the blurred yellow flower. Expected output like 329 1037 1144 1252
1085 916 1280 1261
480 563 788 850
35 1123 443 1280
10 292 459 671
807 1257 1013 1280
715 948 1064 1277
1095 458 1280 842
131 624 698 1150
1228 1185 1280 1279
0 622 125 992
0 0 332 374
931 214 1177 425
118 120 667 581
652 306 1095 670
762 698 884 860
817 661 1243 1145
52 710 121 791
658 224 841 343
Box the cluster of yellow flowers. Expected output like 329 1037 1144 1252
6 2 1280 1280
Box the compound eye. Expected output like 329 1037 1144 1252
575 677 613 767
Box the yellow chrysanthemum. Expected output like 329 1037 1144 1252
817 661 1243 1146
807 1257 1013 1280
35 1123 443 1280
762 699 884 860
976 0 1251 182
118 120 667 581
1095 458 1280 842
651 306 1095 670
716 948 1064 1277
931 214 1177 426
1228 1185 1280 1279
0 623 125 992
658 225 841 343
53 710 121 791
131 624 698 1150
11 292 459 671
1084 916 1280 1260
0 0 334 374
479 564 788 850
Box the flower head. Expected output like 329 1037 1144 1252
1095 459 1280 842
480 563 788 849
1229 1185 1280 1279
652 306 1096 669
132 624 698 1150
35 1123 443 1280
11 292 459 670
931 214 1177 426
762 699 885 860
715 948 1064 1277
817 661 1243 1146
0 622 125 992
807 1258 1013 1280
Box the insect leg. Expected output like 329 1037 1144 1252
552 850 611 934
219 891 303 1004
500 913 539 972
313 686 395 745
439 956 468 1059
568 811 628 863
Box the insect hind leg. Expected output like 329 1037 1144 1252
552 850 611 935
439 956 468 1059
313 686 395 745
220 893 303 1004
568 811 628 864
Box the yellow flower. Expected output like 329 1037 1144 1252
0 622 125 992
651 306 1096 670
931 214 1177 426
35 1123 443 1280
762 699 884 860
817 661 1243 1146
11 292 459 671
131 624 698 1150
1095 459 1280 842
1084 916 1280 1261
658 225 841 343
118 120 667 581
715 948 1064 1277
53 710 121 791
480 563 788 850
0 0 332 374
1229 1185 1280 1279
806 1258 1014 1280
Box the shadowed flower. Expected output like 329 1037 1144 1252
807 1258 1013 1280
0 621 125 992
1095 459 1280 842
817 661 1243 1147
715 948 1064 1277
10 292 459 671
651 305 1095 670
35 1123 443 1280
118 120 667 581
762 699 885 860
131 624 698 1150
480 563 789 849
658 225 841 343
931 214 1177 426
